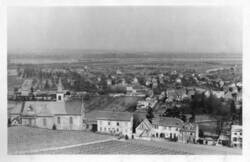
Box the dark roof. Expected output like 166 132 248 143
86 110 132 121
152 117 184 128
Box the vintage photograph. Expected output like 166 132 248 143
7 6 242 155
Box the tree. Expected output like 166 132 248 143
146 106 154 123
230 100 236 114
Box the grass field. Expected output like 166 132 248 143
8 126 241 155
8 126 114 154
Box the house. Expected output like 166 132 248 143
231 125 242 148
151 117 184 140
179 123 199 144
135 118 153 140
95 111 133 138
137 97 157 110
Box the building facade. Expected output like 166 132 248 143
231 125 242 148
96 111 133 138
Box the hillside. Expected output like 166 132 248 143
84 96 143 112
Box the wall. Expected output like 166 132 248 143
54 115 82 130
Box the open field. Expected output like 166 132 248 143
38 140 188 154
8 126 114 154
8 127 241 155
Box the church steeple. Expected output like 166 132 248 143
56 78 64 102
57 77 64 92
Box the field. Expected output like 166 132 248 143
8 126 114 154
8 126 241 155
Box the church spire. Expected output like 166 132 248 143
57 77 64 92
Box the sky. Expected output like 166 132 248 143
7 6 242 54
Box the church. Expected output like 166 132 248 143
21 78 85 130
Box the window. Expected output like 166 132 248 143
57 117 60 124
117 122 119 126
108 122 110 125
69 117 73 124
58 95 62 101
233 137 237 142
234 132 237 135
43 118 47 126
240 132 242 136
117 128 119 132
104 127 106 131
176 128 178 131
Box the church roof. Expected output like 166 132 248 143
22 100 83 117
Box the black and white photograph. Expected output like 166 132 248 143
3 0 247 159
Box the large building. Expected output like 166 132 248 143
96 111 133 138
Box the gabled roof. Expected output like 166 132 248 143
152 117 184 128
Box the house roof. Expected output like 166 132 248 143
152 117 184 128
86 110 132 121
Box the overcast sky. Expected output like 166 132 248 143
8 6 242 54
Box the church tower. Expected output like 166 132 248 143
56 78 64 102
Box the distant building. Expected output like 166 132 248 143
231 125 242 148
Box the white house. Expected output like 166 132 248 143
231 125 242 148
151 117 184 140
96 111 133 138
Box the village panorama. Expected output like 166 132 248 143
7 7 242 155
